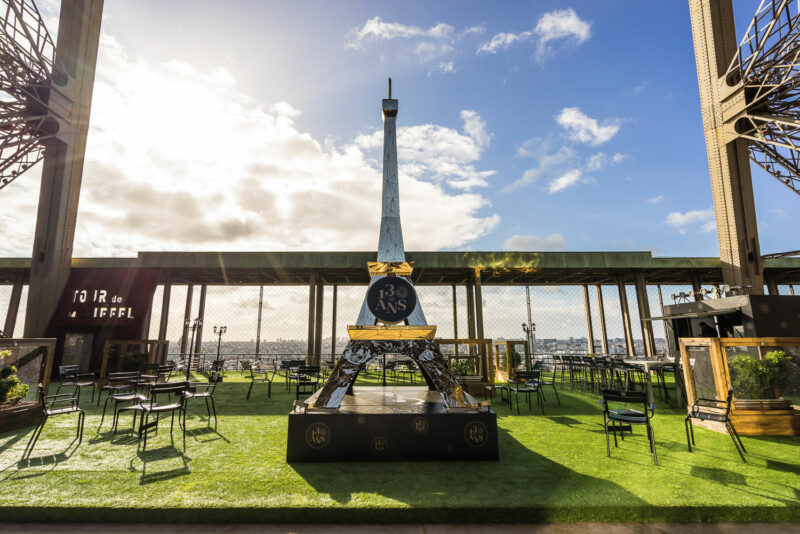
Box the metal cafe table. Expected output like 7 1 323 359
622 359 675 403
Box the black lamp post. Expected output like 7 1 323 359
522 321 536 365
185 317 202 380
213 325 226 375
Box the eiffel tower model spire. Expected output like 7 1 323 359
311 80 476 411
355 78 426 326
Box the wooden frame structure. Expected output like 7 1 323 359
493 340 530 383
99 339 169 386
434 338 492 394
679 337 800 435
0 338 56 433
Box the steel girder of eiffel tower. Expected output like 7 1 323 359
0 0 103 337
689 0 800 291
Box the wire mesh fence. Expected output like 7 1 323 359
4 279 795 364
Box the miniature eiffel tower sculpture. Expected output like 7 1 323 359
312 80 478 410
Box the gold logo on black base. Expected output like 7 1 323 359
463 421 488 448
411 417 429 435
372 436 388 455
305 422 331 449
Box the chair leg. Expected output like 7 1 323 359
726 421 747 462
78 410 85 444
210 396 217 427
142 412 149 450
538 389 545 415
551 384 560 405
99 396 112 431
684 417 693 452
24 416 46 457
515 391 520 415
246 381 254 401
267 381 271 400
648 425 658 466
604 420 611 457
205 397 211 421
728 419 747 453
170 411 175 444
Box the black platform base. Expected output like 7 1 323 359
287 386 498 462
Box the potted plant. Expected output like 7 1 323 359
729 350 794 399
0 349 30 405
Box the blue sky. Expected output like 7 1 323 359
4 0 798 259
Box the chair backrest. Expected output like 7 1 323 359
59 365 78 378
512 370 540 386
601 389 651 417
724 387 734 416
149 380 189 405
107 371 140 385
298 365 320 379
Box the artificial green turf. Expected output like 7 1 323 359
0 371 798 523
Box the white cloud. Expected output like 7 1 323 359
664 208 716 234
646 195 664 204
346 17 454 50
355 109 494 190
586 152 627 171
2 33 500 257
477 8 590 61
477 31 532 54
505 137 576 192
504 233 566 251
548 169 584 193
534 9 591 60
556 107 621 145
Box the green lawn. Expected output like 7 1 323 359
0 371 798 523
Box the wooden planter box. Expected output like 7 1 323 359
0 402 40 434
0 338 56 435
679 337 800 436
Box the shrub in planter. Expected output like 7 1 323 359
0 349 30 405
119 352 147 372
729 350 794 399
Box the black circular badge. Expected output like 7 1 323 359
367 277 417 324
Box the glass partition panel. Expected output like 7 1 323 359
687 345 716 401
723 343 800 403
0 342 52 405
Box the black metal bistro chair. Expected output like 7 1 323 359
242 361 272 400
685 387 746 462
507 370 545 415
296 365 320 400
24 385 85 457
533 360 560 405
98 372 146 430
182 372 221 427
56 365 96 403
96 370 138 406
600 389 658 465
139 381 190 450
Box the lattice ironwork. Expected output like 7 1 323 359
312 339 477 410
0 0 62 190
725 0 800 197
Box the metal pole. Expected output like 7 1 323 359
157 280 171 364
3 277 23 337
452 284 458 356
186 322 196 380
307 272 316 365
634 271 655 359
180 284 194 357
617 276 636 358
255 285 263 357
314 283 324 366
525 286 535 362
582 284 594 354
595 285 609 355
194 285 207 355
331 285 337 364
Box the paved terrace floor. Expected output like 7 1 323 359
0 372 798 523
